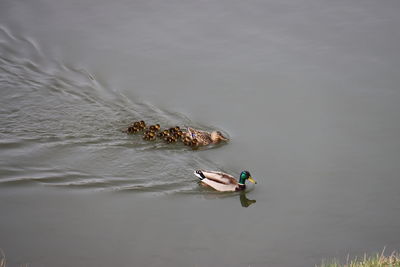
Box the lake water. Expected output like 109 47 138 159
1 0 400 266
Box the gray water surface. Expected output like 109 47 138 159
1 0 400 266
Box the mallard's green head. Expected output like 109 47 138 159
239 171 257 185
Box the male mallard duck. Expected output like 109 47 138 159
194 170 256 192
187 127 229 146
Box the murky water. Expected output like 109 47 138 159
1 0 400 266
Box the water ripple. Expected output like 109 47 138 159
0 25 229 194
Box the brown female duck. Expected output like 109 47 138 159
185 127 229 146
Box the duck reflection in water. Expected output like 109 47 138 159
196 188 257 208
239 191 256 208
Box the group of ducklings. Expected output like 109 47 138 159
124 121 201 148
126 120 147 134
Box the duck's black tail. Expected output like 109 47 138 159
194 170 206 180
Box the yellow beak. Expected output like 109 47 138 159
248 177 257 184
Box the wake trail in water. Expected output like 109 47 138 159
0 25 228 194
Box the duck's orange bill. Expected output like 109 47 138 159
248 177 257 184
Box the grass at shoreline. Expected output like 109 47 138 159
319 250 400 267
1 248 399 267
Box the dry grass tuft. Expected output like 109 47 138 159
319 249 400 267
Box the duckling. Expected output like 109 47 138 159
168 127 176 134
164 135 177 144
132 121 141 128
158 129 170 138
168 126 180 134
190 138 199 148
180 134 198 147
142 130 149 140
131 120 145 128
126 126 140 134
126 120 147 134
148 130 157 137
143 130 156 141
175 130 184 139
182 136 192 146
146 133 156 141
124 126 132 134
148 124 161 131
145 129 156 135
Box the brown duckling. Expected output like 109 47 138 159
144 130 156 136
131 120 145 128
182 135 191 144
148 124 161 132
168 127 176 134
164 135 177 144
168 126 180 134
126 120 146 133
147 134 156 141
175 130 184 139
126 126 140 134
190 138 199 147
182 135 198 147
139 120 146 130
143 130 156 141
182 136 192 146
158 129 170 138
